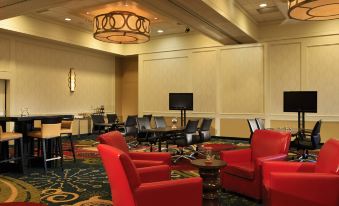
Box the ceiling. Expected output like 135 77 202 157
0 0 292 44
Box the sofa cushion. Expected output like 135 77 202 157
224 162 255 180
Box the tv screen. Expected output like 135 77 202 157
283 91 317 113
169 93 193 110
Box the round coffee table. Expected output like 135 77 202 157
191 159 226 200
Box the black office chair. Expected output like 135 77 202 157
172 120 199 163
143 114 152 124
154 116 167 128
292 120 322 162
107 114 118 130
255 118 265 130
247 119 258 143
91 114 110 134
136 117 157 151
120 115 138 148
191 118 213 157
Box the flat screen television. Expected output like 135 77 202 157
169 93 193 110
283 91 317 113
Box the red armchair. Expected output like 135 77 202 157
220 130 291 200
98 144 202 206
97 131 171 168
263 139 339 206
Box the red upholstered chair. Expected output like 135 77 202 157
98 144 202 206
97 131 171 168
262 139 339 206
220 130 291 200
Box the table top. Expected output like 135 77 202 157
0 115 74 122
143 126 185 133
191 159 227 169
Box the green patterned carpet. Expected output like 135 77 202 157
0 136 261 206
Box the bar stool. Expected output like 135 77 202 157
28 117 62 173
0 126 24 173
60 119 76 162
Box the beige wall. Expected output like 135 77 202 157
138 34 339 142
0 32 116 134
118 56 138 121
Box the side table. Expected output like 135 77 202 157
191 159 226 201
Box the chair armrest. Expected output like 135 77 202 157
129 152 171 164
135 177 202 206
262 161 316 185
220 148 251 163
256 154 288 166
137 165 171 183
269 173 339 206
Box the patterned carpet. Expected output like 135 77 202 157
0 135 261 206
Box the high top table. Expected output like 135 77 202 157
0 115 73 165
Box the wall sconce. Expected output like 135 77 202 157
68 68 76 92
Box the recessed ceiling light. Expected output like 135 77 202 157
259 3 267 8
154 17 158 20
157 29 164 33
65 17 71 21
86 11 90 15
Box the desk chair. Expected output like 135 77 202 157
60 117 76 162
142 114 152 124
292 120 322 162
255 118 265 130
107 114 118 130
172 120 199 163
120 115 138 148
191 118 213 157
247 119 259 143
28 117 62 173
154 116 167 128
0 126 24 173
136 117 157 151
91 114 111 134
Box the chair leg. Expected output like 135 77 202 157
58 137 64 171
42 139 47 174
19 138 25 173
69 134 76 162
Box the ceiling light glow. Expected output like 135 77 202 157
259 3 267 8
157 29 164 33
65 18 71 21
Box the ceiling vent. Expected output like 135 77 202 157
257 6 279 14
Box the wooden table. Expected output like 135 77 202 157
191 159 226 203
143 126 184 152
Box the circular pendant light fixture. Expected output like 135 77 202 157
93 11 150 44
288 0 339 20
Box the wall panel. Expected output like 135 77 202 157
141 55 190 113
305 44 339 115
219 46 264 114
191 50 217 113
0 38 10 72
268 43 301 115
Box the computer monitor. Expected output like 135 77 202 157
169 93 193 110
283 91 317 113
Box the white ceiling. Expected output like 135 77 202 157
0 0 292 43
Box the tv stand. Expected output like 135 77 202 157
180 109 187 127
298 111 305 131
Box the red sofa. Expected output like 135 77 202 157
263 139 339 206
98 144 202 206
97 131 171 168
220 130 291 200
